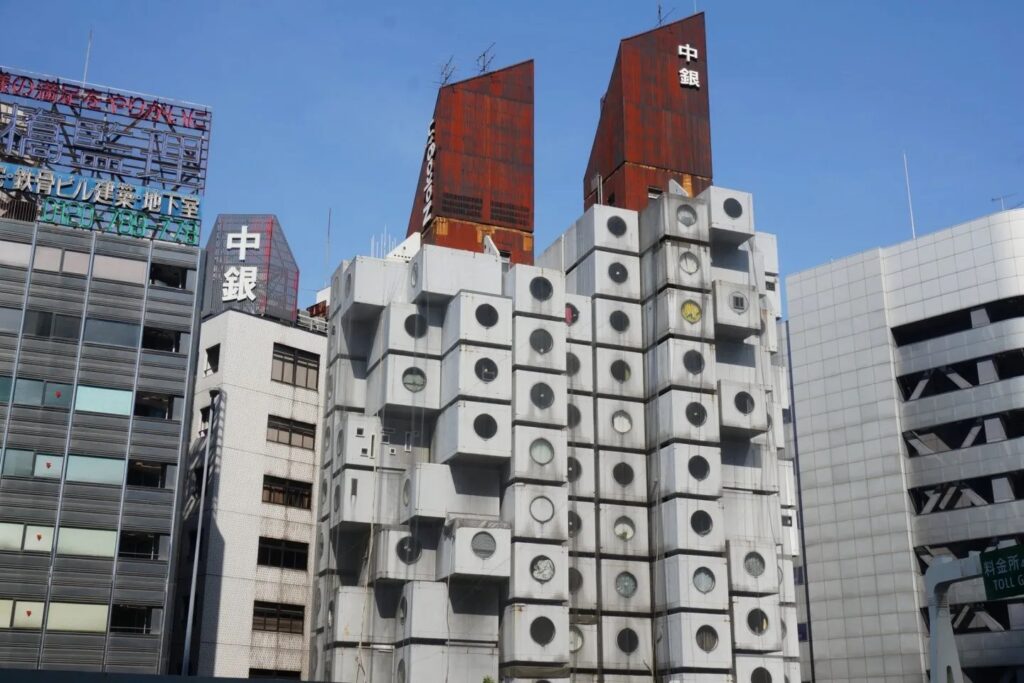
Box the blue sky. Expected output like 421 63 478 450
2 1 1022 302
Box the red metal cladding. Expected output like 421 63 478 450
407 60 535 264
583 13 712 211
424 218 534 266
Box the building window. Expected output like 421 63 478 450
271 344 320 390
12 379 72 408
149 262 190 290
252 601 305 634
0 308 21 334
794 565 805 585
57 528 117 558
0 240 31 268
797 622 808 642
204 344 220 375
22 310 80 340
249 670 301 680
648 187 663 200
141 326 186 353
126 460 171 488
92 254 147 284
110 605 156 634
119 531 165 560
262 476 312 510
74 386 133 416
66 455 125 486
0 522 54 552
134 392 182 420
267 416 316 450
83 318 141 348
2 450 63 479
46 603 109 633
257 537 308 571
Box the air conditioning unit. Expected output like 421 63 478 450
501 483 569 543
437 519 512 582
781 605 799 659
433 400 513 464
592 299 643 350
594 450 646 504
569 616 599 670
565 293 593 343
653 443 722 500
329 644 392 683
642 289 715 347
654 497 725 555
718 380 769 437
638 193 710 253
568 204 641 266
599 558 651 614
567 555 598 611
644 338 716 395
593 347 644 399
338 256 411 321
567 499 596 554
653 553 729 612
594 398 645 451
500 603 570 666
513 369 568 428
566 446 596 500
646 389 720 447
566 342 594 394
365 355 441 416
440 344 513 407
393 643 499 683
565 250 641 301
504 264 567 320
598 503 649 558
334 413 383 471
728 540 780 595
699 185 754 247
654 612 733 671
734 656 785 683
410 244 503 304
397 580 499 643
712 280 760 341
370 526 436 583
732 595 782 653
600 615 652 673
442 291 513 355
336 469 402 528
510 541 569 602
513 316 568 373
332 586 397 645
399 463 500 523
509 425 568 485
367 302 443 369
640 240 712 299
566 393 595 446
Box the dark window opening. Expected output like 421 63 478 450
262 475 312 510
903 408 1024 457
252 601 304 634
23 310 80 341
898 349 1024 401
204 344 220 375
119 531 165 560
794 565 805 585
647 187 663 200
249 670 301 680
909 471 1024 515
110 605 157 634
83 318 141 348
199 406 211 435
257 537 308 571
142 326 186 353
126 460 171 488
149 262 190 290
271 343 320 390
134 393 182 420
913 534 1024 575
607 193 616 206
267 416 316 450
891 296 1024 347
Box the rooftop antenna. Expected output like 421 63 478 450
324 208 332 288
903 151 917 239
437 56 456 86
476 43 496 74
991 193 1020 212
657 2 677 25
82 27 93 84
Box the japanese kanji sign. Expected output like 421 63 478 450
221 225 261 302
981 545 1024 600
677 43 701 89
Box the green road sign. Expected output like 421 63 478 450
981 545 1024 600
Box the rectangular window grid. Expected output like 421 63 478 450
271 343 320 390
257 537 308 571
266 416 316 450
252 601 304 634
262 475 312 510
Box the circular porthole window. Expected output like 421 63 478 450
475 358 498 382
695 625 719 653
613 516 635 541
615 571 638 598
683 350 705 375
611 410 632 434
612 462 634 486
531 555 555 583
677 204 698 228
747 609 769 635
686 402 708 426
567 456 581 482
530 277 554 302
723 197 744 219
568 567 583 593
529 438 554 466
565 303 579 326
681 299 702 323
568 510 582 538
473 414 498 440
530 382 555 409
475 303 499 328
744 551 766 578
404 313 428 338
396 659 406 683
751 668 772 683
396 537 422 564
729 291 749 314
735 391 755 415
530 616 556 645
402 367 427 393
569 625 584 652
610 359 631 383
609 310 630 332
530 328 554 354
690 510 713 536
679 250 701 274
402 479 411 505
607 215 627 237
693 566 716 594
566 352 580 377
471 532 497 559
617 628 639 654
688 455 711 481
410 263 419 288
567 404 582 428
530 495 555 523
608 262 629 284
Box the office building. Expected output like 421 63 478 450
786 209 1024 682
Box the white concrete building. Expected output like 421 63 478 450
313 185 800 683
786 209 1024 683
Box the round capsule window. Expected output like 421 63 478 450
681 299 702 324
617 627 639 654
471 532 497 559
402 479 411 505
401 367 427 393
735 391 756 415
530 382 555 409
612 462 634 486
396 537 422 564
607 215 628 237
568 510 582 538
729 291 749 314
610 359 631 383
473 414 498 440
613 516 635 541
744 552 766 578
529 438 554 466
677 204 698 228
695 625 719 653
566 352 581 377
568 567 583 593
723 197 744 219
475 303 499 328
608 262 629 284
474 357 498 383
679 250 701 274
565 303 579 326
609 310 630 332
693 566 716 594
747 609 769 635
683 350 705 375
567 456 581 483
611 410 632 434
567 403 582 428
530 555 555 583
404 313 428 338
529 328 554 354
686 402 708 426
529 277 554 302
530 616 556 645
530 495 555 523
569 625 584 652
751 668 772 683
410 263 419 287
615 571 638 598
688 455 711 481
691 510 713 536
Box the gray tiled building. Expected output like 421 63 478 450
786 209 1024 682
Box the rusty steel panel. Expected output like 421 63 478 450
407 61 534 256
423 218 534 266
583 14 712 212
585 164 711 212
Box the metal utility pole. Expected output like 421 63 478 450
925 554 981 682
903 151 917 239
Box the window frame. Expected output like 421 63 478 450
266 416 316 451
252 600 305 634
256 536 309 571
271 344 320 391
262 475 313 510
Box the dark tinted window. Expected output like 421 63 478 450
142 326 185 353
262 475 312 510
23 310 79 340
271 344 320 390
267 416 317 450
0 307 20 333
257 537 308 571
252 601 304 634
84 319 141 347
